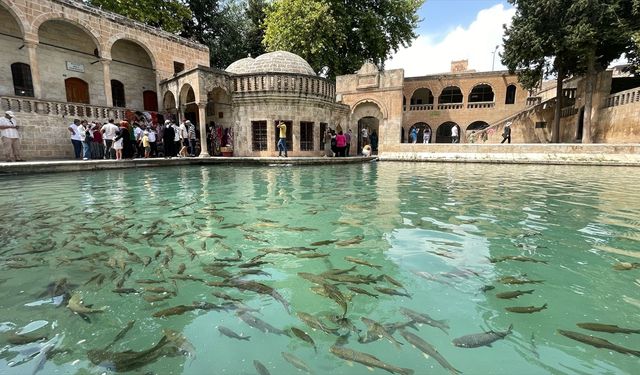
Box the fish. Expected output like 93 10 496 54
112 288 139 294
186 247 198 261
330 345 414 375
237 311 290 336
67 293 106 314
165 246 174 260
345 256 382 269
254 359 271 375
374 286 411 299
347 286 379 298
383 275 406 289
489 255 548 264
324 273 382 285
335 235 364 246
495 290 535 299
142 256 152 267
214 250 243 262
238 260 271 268
298 272 327 285
136 279 165 284
143 294 172 303
400 330 461 374
505 303 547 313
84 273 105 286
296 252 330 259
360 317 403 348
177 238 186 248
144 286 176 295
244 234 267 243
310 239 337 246
322 283 349 316
480 285 495 293
211 290 243 302
452 324 513 348
152 305 197 318
177 263 186 275
291 327 318 353
282 352 314 374
161 230 174 240
613 262 640 270
153 249 161 259
6 332 47 345
576 323 640 334
226 280 290 314
104 320 135 350
200 232 226 239
284 226 317 232
297 312 339 335
217 326 250 341
169 274 204 282
498 276 544 285
558 329 640 356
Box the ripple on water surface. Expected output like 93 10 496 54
0 163 639 374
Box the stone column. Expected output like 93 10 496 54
101 59 113 107
24 41 42 99
197 102 209 157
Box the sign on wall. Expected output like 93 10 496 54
66 62 85 73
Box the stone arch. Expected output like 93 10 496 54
467 121 490 131
405 122 432 143
505 84 517 104
0 1 28 37
107 35 157 69
468 83 495 102
436 121 459 143
179 83 197 105
351 98 388 120
410 88 435 106
32 14 102 56
438 86 463 104
163 91 177 111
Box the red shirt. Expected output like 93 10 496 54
336 134 347 147
92 129 103 142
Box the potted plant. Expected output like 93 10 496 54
220 145 233 157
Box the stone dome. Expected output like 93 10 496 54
226 51 316 76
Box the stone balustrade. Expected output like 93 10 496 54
437 103 464 110
526 96 542 106
605 88 640 108
0 95 129 120
232 73 336 102
467 101 495 109
561 106 578 118
408 104 434 111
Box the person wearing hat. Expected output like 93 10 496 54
140 130 151 158
501 122 512 144
277 121 287 157
0 111 23 162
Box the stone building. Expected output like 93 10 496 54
160 51 350 157
0 0 208 158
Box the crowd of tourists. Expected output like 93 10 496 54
66 119 233 161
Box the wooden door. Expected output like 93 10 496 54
143 90 158 111
65 78 90 104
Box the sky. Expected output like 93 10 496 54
385 0 516 77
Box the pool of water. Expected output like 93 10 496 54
0 162 639 375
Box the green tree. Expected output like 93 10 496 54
87 0 191 33
262 0 424 77
244 0 268 59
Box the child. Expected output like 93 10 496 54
141 130 150 158
362 144 372 157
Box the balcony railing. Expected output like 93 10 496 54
526 96 542 106
0 96 129 120
605 88 640 108
561 106 579 118
232 73 335 102
437 103 463 110
467 101 495 109
408 104 434 111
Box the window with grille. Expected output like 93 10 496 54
300 121 314 151
11 63 34 97
252 121 267 151
439 86 463 104
111 80 126 107
320 122 328 148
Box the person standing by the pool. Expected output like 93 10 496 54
345 129 352 156
361 126 369 146
68 119 82 159
0 110 23 162
163 120 175 158
101 119 118 159
501 122 512 144
324 127 333 157
78 120 91 160
451 124 459 143
335 130 347 157
410 127 418 143
277 121 287 157
187 120 197 157
423 127 431 143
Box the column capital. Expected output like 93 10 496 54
197 102 208 108
23 40 38 49
100 58 112 66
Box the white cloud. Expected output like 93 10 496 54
386 4 516 76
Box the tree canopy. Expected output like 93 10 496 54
87 0 191 34
262 0 424 77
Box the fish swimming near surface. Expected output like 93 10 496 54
383 275 406 290
225 280 290 314
282 351 314 374
217 326 250 341
310 239 338 246
296 252 330 259
399 308 449 334
152 305 197 318
176 263 186 275
253 359 271 375
481 285 495 293
291 327 317 353
452 324 513 348
214 250 243 262
104 320 135 350
505 303 547 313
330 345 414 375
499 276 544 285
613 262 640 270
576 323 640 334
489 256 548 264
347 286 379 298
360 317 403 349
211 290 243 302
557 329 640 356
400 330 462 374
237 311 290 336
374 287 411 299
297 312 339 335
67 293 106 314
495 290 535 299
345 256 382 269
6 332 47 345
143 294 172 303
335 235 364 246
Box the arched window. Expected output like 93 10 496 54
439 86 463 104
65 78 90 104
411 88 434 105
11 63 34 97
505 84 517 104
469 84 494 102
143 90 158 111
111 80 126 107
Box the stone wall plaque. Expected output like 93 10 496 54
357 74 379 89
66 61 85 73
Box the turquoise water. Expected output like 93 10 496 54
0 162 639 375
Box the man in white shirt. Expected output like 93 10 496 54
101 119 118 159
0 111 23 162
178 121 189 157
147 126 157 157
451 124 459 143
172 122 181 157
361 126 369 146
68 119 82 159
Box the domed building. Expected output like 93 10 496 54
160 50 350 157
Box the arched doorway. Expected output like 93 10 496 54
466 121 489 143
179 84 198 124
111 80 125 107
436 121 459 143
407 122 432 143
38 19 100 103
111 39 156 110
65 78 90 104
0 6 26 96
352 100 384 155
